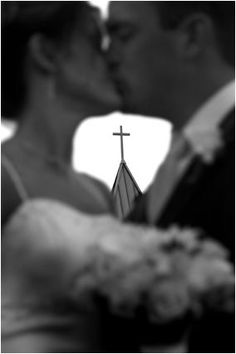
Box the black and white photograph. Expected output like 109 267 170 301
1 1 235 353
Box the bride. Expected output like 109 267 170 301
1 2 123 352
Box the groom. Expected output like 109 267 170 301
108 2 235 352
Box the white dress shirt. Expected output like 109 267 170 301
184 80 235 139
148 80 235 224
184 80 235 159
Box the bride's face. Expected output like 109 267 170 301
54 9 121 117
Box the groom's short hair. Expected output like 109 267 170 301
153 1 235 67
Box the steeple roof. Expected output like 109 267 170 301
111 125 142 219
112 161 142 219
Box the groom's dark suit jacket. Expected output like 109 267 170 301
127 108 235 353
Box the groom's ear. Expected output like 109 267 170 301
28 34 58 74
176 13 215 59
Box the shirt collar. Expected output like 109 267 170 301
183 80 235 143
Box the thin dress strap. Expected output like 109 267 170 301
2 154 28 201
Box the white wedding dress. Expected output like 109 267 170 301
2 153 119 353
2 194 165 353
2 199 111 353
2 152 161 353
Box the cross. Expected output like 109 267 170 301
113 125 130 162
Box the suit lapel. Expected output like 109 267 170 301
157 109 235 227
220 108 235 145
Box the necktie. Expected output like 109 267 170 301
147 133 193 225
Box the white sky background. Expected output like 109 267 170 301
1 1 172 192
73 113 171 191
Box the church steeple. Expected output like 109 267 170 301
112 126 142 219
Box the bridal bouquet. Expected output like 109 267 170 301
71 215 234 324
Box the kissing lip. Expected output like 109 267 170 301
112 75 126 96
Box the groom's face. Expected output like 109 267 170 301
108 2 184 119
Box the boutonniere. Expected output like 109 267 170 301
185 127 225 164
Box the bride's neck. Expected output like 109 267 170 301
16 105 83 165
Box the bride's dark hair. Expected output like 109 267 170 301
1 1 91 119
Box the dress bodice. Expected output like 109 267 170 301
2 199 106 353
